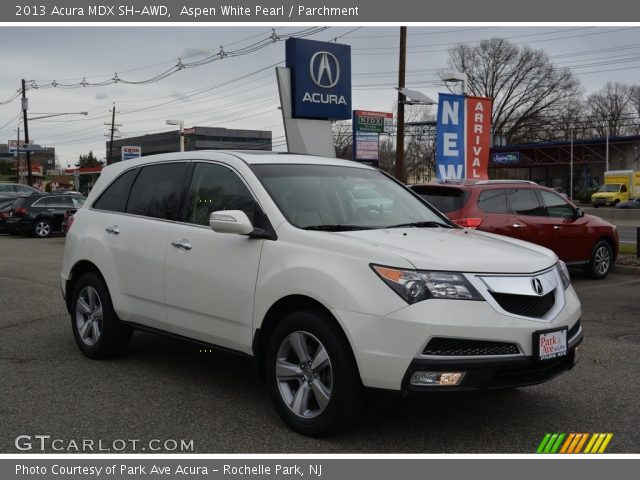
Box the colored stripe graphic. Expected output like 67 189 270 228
537 433 613 453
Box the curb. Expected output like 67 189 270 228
613 264 640 276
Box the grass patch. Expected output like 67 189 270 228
620 243 638 255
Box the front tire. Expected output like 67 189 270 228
70 272 132 359
583 240 613 279
265 309 363 436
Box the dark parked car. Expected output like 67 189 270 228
410 180 619 279
615 198 640 209
5 193 86 238
0 183 38 202
0 199 15 233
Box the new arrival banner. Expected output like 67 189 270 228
436 93 492 180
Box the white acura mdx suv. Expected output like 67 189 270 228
61 151 582 436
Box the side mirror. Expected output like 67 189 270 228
209 210 254 235
575 207 585 218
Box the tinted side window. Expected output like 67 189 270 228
184 163 261 227
621 185 627 192
93 169 138 212
126 163 188 220
508 189 546 216
478 189 508 214
0 185 12 192
539 190 575 218
411 186 468 213
45 196 73 208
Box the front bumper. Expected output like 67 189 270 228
402 330 581 393
334 280 582 391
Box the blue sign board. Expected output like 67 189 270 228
492 152 520 164
285 38 351 120
435 93 466 180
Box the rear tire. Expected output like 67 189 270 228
583 240 613 279
32 219 52 238
264 309 363 436
70 272 132 359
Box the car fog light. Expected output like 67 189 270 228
410 371 465 386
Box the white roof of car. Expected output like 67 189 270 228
106 150 373 171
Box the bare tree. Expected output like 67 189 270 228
447 38 582 143
584 82 637 137
332 120 353 160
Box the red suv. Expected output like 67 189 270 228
410 180 619 279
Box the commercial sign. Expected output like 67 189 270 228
121 146 142 161
285 38 351 120
492 152 521 164
435 93 466 180
8 139 31 154
465 96 492 179
353 132 379 163
353 110 393 133
435 93 492 180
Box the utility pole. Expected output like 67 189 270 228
105 103 121 165
394 26 407 183
21 79 33 187
15 123 20 184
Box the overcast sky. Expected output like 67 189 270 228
1 26 639 166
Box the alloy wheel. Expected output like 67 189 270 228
594 245 611 276
35 221 51 237
275 331 333 419
75 286 103 346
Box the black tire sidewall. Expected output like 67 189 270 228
70 272 131 359
264 309 362 436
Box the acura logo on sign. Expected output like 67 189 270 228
531 278 544 296
309 51 340 88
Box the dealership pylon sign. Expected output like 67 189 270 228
435 93 492 180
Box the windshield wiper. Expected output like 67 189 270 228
302 224 374 232
385 221 453 229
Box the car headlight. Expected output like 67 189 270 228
557 260 571 290
371 265 483 304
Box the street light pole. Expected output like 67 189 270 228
166 119 185 152
570 127 574 202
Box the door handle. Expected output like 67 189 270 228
553 226 563 230
512 223 525 228
171 239 192 251
105 225 120 235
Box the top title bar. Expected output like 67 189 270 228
3 0 640 22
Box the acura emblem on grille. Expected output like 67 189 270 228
531 278 544 295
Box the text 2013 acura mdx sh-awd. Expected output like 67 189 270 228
61 151 583 436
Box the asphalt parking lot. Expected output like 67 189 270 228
1 235 639 453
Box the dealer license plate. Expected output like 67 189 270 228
535 328 568 361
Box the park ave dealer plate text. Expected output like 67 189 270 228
535 328 568 361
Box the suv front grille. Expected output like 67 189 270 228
490 290 555 318
423 337 520 356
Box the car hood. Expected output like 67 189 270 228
592 192 618 198
336 227 557 273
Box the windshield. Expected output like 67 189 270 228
252 164 452 230
598 184 621 193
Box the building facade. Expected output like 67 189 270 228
490 135 640 197
107 126 272 163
